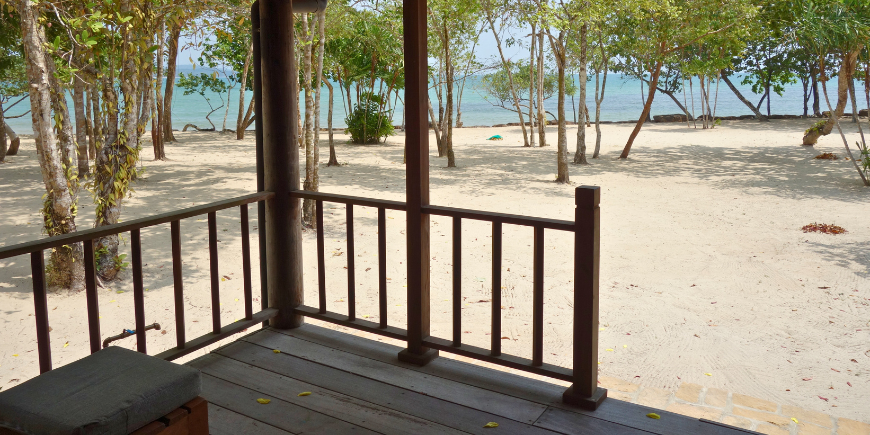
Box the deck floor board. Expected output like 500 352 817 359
188 325 759 434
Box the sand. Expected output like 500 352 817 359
0 119 868 422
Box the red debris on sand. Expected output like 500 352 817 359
802 223 847 235
818 396 829 402
814 153 838 160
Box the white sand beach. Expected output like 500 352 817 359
0 119 868 422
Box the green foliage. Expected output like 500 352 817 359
0 8 26 100
345 92 394 144
478 61 575 114
177 72 229 129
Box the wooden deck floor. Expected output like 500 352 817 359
186 324 758 434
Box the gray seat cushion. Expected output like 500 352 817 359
0 346 201 435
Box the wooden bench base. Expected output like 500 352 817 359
130 397 209 435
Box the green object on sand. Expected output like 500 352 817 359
487 135 503 140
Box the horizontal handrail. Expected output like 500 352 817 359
290 190 575 231
290 190 407 211
0 192 274 260
422 204 575 231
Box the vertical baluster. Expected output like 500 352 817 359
317 200 326 313
452 217 461 347
171 220 185 348
346 204 355 320
532 226 545 366
240 204 253 320
491 221 502 356
83 240 101 354
131 230 146 353
563 186 606 409
378 207 387 328
208 212 221 334
31 251 51 373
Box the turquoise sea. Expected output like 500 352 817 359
4 65 863 135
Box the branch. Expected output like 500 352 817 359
664 21 739 55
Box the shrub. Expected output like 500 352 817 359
345 92 394 144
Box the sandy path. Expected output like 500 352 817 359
0 119 868 422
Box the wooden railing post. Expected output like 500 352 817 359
259 0 303 328
563 185 607 410
398 0 438 366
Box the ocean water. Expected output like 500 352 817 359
4 65 863 135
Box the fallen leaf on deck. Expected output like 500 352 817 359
256 398 271 404
273 349 281 353
646 413 660 419
298 392 311 396
483 422 499 428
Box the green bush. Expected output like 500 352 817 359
345 92 394 144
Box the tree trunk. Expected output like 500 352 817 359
537 31 546 147
163 21 182 143
93 1 141 280
721 73 768 121
620 59 662 159
3 122 20 155
573 23 588 165
483 9 529 146
803 50 860 146
552 33 569 183
86 88 96 159
427 97 443 150
301 13 316 227
528 22 536 147
593 46 607 159
237 41 254 140
90 84 103 158
812 67 821 116
848 62 858 123
153 22 165 159
73 77 89 176
17 0 85 291
444 22 456 168
325 80 338 166
0 102 6 162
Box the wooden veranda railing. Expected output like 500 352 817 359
291 188 600 387
0 192 277 374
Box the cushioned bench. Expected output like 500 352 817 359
0 347 205 435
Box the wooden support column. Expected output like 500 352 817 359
398 0 438 366
563 186 607 410
259 0 303 329
252 2 268 327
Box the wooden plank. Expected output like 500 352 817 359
289 190 407 211
422 205 575 232
171 220 186 347
212 339 562 435
132 229 147 353
83 240 101 354
190 353 462 435
155 308 277 361
208 403 292 435
208 212 221 334
346 204 356 321
274 325 755 435
534 407 655 435
199 374 376 434
242 329 548 424
0 192 273 260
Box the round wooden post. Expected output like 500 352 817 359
259 0 303 328
563 185 607 409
